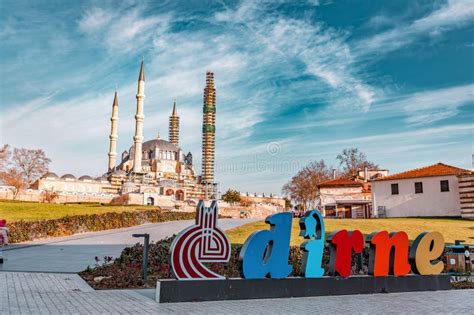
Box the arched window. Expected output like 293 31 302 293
146 197 155 205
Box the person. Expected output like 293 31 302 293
0 219 8 246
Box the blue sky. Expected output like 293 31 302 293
1 0 473 195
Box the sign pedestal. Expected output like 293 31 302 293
156 275 451 303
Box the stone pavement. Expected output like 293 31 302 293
1 272 473 314
0 218 256 273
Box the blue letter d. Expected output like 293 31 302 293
239 212 293 279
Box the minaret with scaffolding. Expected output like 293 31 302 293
201 71 217 198
169 100 179 147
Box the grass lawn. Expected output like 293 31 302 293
227 217 474 245
0 200 160 222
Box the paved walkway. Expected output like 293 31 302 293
0 219 256 273
1 272 473 314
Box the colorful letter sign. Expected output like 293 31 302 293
327 230 364 277
367 231 411 276
170 202 447 282
239 212 293 279
409 231 445 275
170 201 230 280
299 210 325 278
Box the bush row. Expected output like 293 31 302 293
8 210 195 243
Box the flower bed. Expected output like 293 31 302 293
80 236 372 289
7 210 195 243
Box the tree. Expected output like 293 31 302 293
0 144 10 171
336 148 378 177
41 190 59 203
0 168 27 199
12 148 51 185
282 160 332 211
222 189 241 204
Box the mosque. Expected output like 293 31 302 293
33 61 218 205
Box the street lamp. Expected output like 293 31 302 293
132 233 150 280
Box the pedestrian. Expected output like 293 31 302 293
0 219 8 246
0 219 7 264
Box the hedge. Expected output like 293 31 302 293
7 210 195 243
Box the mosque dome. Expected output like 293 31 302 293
61 174 76 180
95 176 109 182
42 172 58 179
142 139 179 152
79 175 93 181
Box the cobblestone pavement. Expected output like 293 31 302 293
0 219 256 273
1 272 473 314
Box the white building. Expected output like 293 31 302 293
318 169 388 219
372 163 471 217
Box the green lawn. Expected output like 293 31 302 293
0 200 159 222
227 217 474 245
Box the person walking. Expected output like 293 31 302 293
0 219 8 264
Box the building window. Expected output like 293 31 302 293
415 182 423 194
391 183 399 195
440 180 449 192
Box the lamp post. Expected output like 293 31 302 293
132 233 150 280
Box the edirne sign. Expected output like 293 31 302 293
170 201 445 280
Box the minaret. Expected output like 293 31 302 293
132 59 146 173
201 71 216 185
107 91 119 172
169 99 180 147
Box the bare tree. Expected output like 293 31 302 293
0 168 27 199
282 160 332 211
0 144 10 171
41 190 59 203
11 148 51 185
336 148 378 177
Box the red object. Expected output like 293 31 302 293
170 201 231 280
0 220 6 227
367 231 411 276
328 230 364 277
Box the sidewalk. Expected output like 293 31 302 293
1 272 473 314
0 219 256 273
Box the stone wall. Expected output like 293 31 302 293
0 187 116 204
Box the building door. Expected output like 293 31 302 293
344 206 352 218
146 197 155 205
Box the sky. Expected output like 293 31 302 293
0 0 473 195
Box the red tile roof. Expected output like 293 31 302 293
318 178 363 188
374 163 470 181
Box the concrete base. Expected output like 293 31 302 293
156 275 451 303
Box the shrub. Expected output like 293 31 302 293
79 237 371 289
7 210 195 243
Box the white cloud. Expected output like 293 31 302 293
356 0 474 55
78 6 170 53
214 0 378 111
78 8 113 33
394 84 474 125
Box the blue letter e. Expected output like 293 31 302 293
239 212 292 279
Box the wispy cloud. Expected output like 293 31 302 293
397 84 474 125
78 6 171 53
215 0 378 111
355 0 474 56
